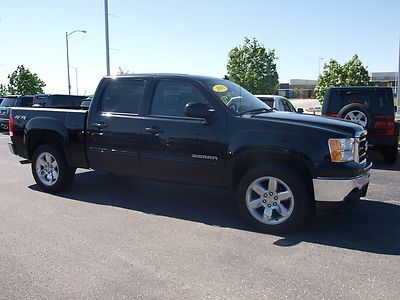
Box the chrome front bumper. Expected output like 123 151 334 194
313 172 370 202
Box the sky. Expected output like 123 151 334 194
0 0 399 95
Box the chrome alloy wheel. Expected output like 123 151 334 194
344 110 368 127
35 152 59 186
245 176 294 225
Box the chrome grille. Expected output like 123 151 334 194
357 131 368 164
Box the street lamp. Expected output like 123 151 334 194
69 66 79 95
66 30 86 95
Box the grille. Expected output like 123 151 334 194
357 132 367 164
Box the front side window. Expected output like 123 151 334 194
281 98 296 112
151 80 206 117
101 79 145 114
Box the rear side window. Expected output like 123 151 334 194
328 90 392 114
150 80 206 117
258 97 274 108
101 79 146 114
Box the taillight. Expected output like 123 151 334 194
372 115 394 135
9 116 14 137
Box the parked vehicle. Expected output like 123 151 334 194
8 74 371 233
255 95 303 113
322 87 399 164
33 94 87 109
80 96 93 109
0 95 33 131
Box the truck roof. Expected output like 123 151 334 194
105 73 226 81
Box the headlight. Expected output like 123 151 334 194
328 138 357 162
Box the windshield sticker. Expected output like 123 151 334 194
213 84 228 93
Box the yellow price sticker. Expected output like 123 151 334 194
213 84 228 93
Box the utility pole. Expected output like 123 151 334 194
66 32 71 95
397 37 400 99
104 0 111 76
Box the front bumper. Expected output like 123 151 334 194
313 170 370 203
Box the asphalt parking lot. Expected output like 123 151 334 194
0 132 399 299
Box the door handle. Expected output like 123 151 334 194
145 126 163 135
91 122 108 130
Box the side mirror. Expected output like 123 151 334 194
297 108 304 114
185 102 215 122
395 106 398 113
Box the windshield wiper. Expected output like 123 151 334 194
239 108 272 116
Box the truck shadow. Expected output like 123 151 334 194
29 170 400 256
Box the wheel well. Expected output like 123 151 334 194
27 131 65 160
232 150 314 198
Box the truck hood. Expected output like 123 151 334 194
251 111 364 136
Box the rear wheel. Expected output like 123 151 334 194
383 144 398 164
31 145 75 192
236 164 310 233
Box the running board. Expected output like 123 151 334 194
19 160 30 165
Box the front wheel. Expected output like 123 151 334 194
31 145 75 192
236 164 310 233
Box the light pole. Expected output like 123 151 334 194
104 0 111 76
66 30 86 95
69 66 79 95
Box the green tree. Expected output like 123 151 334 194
0 84 7 97
227 37 279 95
7 65 46 95
117 67 131 75
314 55 370 103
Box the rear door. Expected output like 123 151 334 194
139 78 227 186
86 77 149 175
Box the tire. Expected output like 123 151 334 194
337 103 373 130
31 145 75 192
236 164 310 233
383 144 398 164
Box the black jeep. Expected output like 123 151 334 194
322 86 399 164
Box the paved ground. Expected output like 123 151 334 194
0 132 399 299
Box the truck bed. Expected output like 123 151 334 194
10 107 89 168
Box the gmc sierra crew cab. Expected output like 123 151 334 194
8 74 371 233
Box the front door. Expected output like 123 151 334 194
140 79 226 187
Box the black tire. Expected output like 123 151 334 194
31 145 75 192
337 103 373 130
236 164 310 234
383 144 398 164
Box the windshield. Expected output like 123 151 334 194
0 98 17 107
201 79 271 114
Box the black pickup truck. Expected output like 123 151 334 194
8 74 371 232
